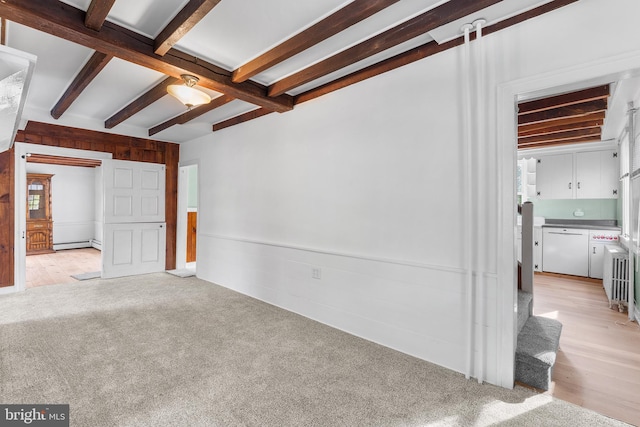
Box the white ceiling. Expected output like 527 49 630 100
5 0 568 143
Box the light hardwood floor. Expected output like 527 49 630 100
534 273 640 426
25 248 101 288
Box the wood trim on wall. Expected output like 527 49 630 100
0 121 179 287
0 147 15 287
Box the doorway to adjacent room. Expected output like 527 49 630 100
176 163 198 273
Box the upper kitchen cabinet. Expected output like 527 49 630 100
536 153 573 199
575 150 619 198
536 149 619 199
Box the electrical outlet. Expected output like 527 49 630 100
312 268 321 280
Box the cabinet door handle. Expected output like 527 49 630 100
593 247 596 254
569 182 572 189
577 182 581 189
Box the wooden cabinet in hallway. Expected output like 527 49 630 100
26 173 54 255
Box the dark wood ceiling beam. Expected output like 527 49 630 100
517 111 606 134
154 0 223 56
0 0 293 112
212 108 272 132
518 85 610 115
105 76 180 129
518 135 602 149
232 0 402 83
518 119 604 137
205 0 580 131
518 99 608 126
51 51 113 119
150 94 234 136
296 0 579 105
518 128 601 145
268 0 502 97
84 0 116 31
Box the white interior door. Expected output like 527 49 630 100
102 159 166 279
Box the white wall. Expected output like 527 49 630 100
181 0 640 387
26 163 97 248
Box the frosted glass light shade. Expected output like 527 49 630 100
167 75 212 108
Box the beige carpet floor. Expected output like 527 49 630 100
0 273 630 426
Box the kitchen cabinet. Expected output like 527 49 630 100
575 150 619 199
533 227 543 272
589 243 605 279
588 229 621 279
535 149 619 199
535 153 573 199
542 226 620 278
517 225 543 272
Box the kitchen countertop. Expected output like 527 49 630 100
542 219 620 231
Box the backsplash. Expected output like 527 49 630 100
532 199 618 220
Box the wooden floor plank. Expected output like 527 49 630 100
25 248 101 288
534 272 640 425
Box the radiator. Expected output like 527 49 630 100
603 245 629 312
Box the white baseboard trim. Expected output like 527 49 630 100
91 239 102 250
53 241 92 251
0 286 17 295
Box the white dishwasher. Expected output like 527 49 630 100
542 227 589 276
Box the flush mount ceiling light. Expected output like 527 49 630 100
167 74 211 109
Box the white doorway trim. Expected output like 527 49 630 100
496 49 640 388
13 142 112 292
176 161 199 271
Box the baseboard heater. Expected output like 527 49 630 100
53 240 92 251
603 245 629 312
52 240 102 251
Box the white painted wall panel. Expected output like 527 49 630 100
181 0 640 387
196 234 471 374
102 222 166 278
52 221 94 246
103 160 166 224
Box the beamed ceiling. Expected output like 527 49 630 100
517 85 611 150
0 0 581 143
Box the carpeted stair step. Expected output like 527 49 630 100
517 291 533 334
515 315 562 391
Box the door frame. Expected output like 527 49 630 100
176 160 199 270
496 49 640 387
12 143 112 292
